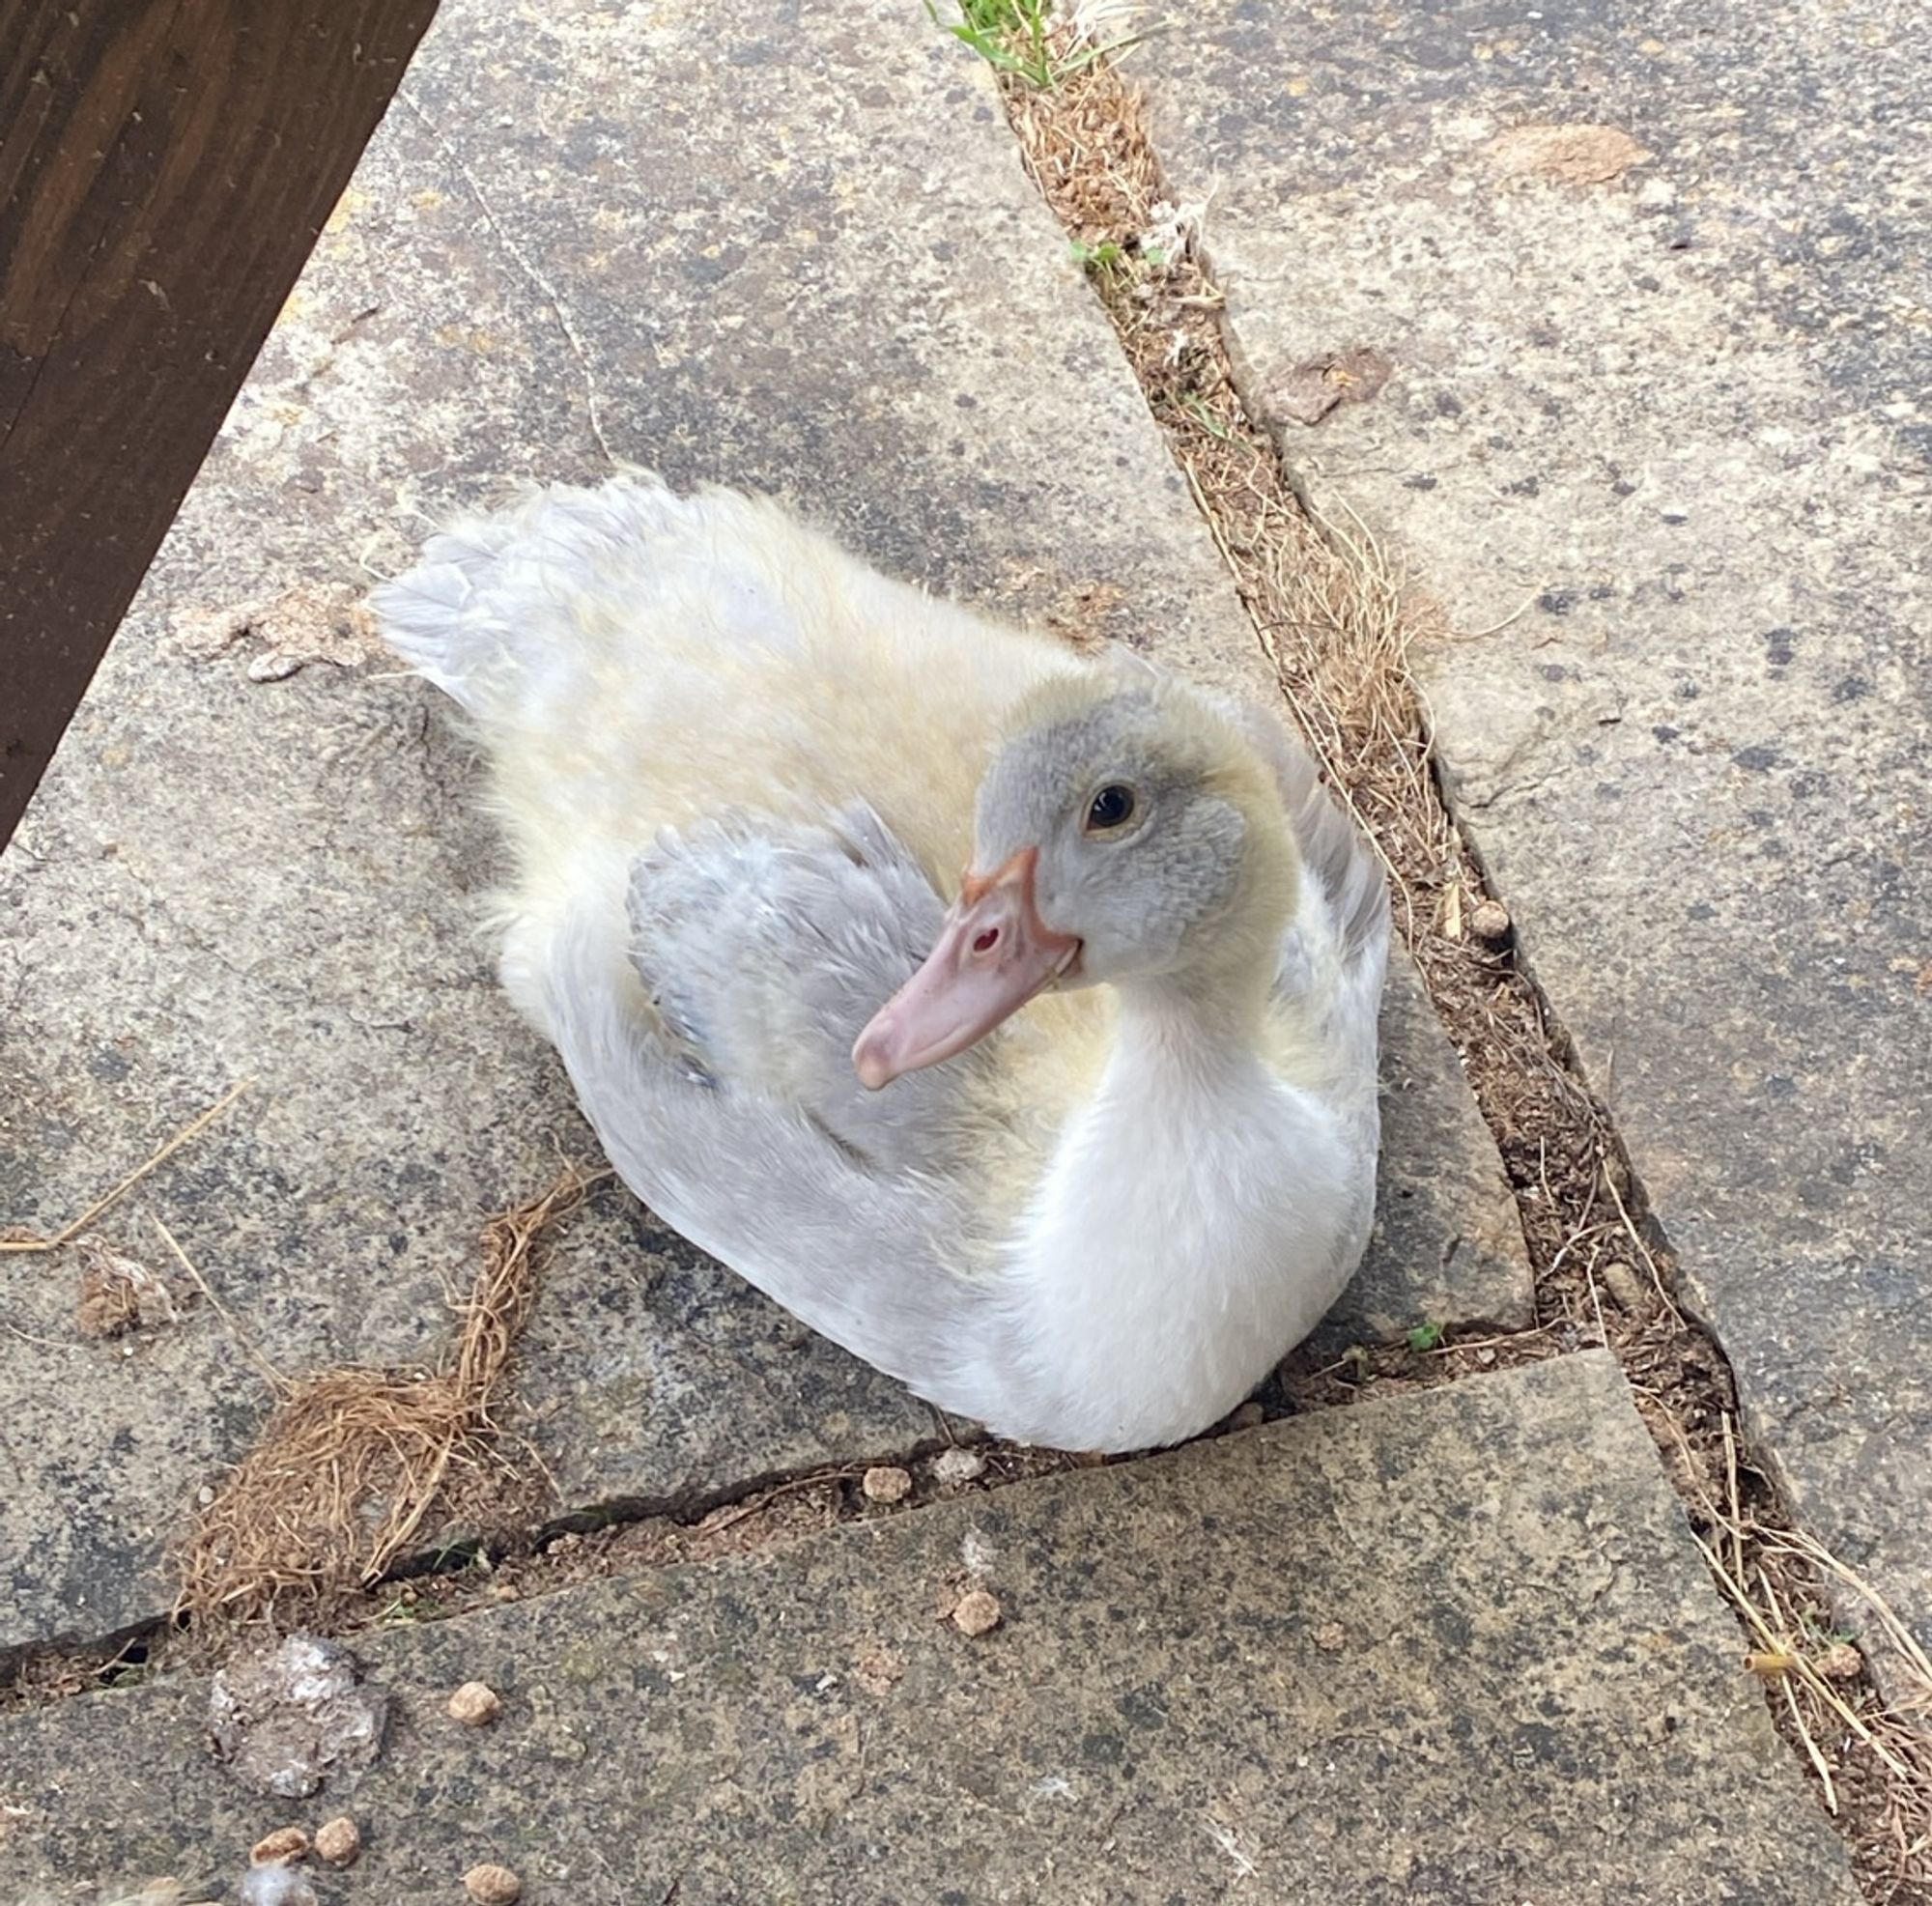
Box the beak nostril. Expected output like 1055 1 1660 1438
972 927 1001 954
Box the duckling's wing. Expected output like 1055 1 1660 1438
533 834 994 1398
1223 699 1392 1058
625 802 983 1179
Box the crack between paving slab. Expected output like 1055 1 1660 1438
950 18 1930 1902
0 1405 1159 1711
397 95 617 469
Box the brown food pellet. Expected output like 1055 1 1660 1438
448 1680 503 1726
1469 898 1512 943
952 1588 1002 1636
465 1863 523 1904
1819 1641 1863 1682
862 1465 913 1503
313 1816 361 1867
250 1826 310 1865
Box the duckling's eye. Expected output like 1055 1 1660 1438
1085 783 1137 833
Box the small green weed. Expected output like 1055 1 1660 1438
931 0 1145 91
1069 237 1123 270
1069 234 1174 292
1406 1320 1446 1353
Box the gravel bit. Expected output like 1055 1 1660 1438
447 1680 504 1727
206 1635 388 1800
862 1465 913 1503
1598 1259 1649 1315
952 1588 1003 1637
929 1447 986 1487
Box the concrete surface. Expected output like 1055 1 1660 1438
1135 0 1932 1680
0 1355 1861 1905
0 0 1530 1659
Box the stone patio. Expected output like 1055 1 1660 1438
0 0 1525 1660
0 1358 1862 1904
0 0 1920 1897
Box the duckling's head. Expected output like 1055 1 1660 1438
854 671 1299 1088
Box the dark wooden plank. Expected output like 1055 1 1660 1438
0 0 439 846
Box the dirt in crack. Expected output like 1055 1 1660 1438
0 1431 1120 1719
962 15 1930 1903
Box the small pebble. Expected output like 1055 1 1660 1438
1819 1641 1863 1682
952 1588 1003 1637
448 1680 503 1726
1226 1400 1265 1431
250 1826 309 1866
862 1465 913 1503
930 1446 986 1487
313 1816 361 1867
196 1484 216 1507
1598 1259 1648 1315
464 1862 523 1905
1314 1621 1348 1652
1469 898 1512 943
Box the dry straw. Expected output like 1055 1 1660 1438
174 1163 601 1630
0 1080 252 1254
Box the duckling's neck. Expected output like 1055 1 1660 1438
1106 963 1273 1082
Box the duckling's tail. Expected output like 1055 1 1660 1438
367 531 502 717
371 478 669 720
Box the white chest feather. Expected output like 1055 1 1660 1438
967 1008 1370 1450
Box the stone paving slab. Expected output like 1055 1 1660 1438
0 1355 1859 1905
1134 0 1932 1679
0 0 1529 1659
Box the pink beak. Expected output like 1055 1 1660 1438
853 848 1081 1090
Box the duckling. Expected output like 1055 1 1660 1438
375 473 1389 1452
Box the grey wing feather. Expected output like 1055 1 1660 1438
625 803 980 1176
530 812 998 1404
541 908 990 1397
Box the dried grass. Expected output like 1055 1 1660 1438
173 1162 600 1632
0 1080 251 1254
988 25 1932 1901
